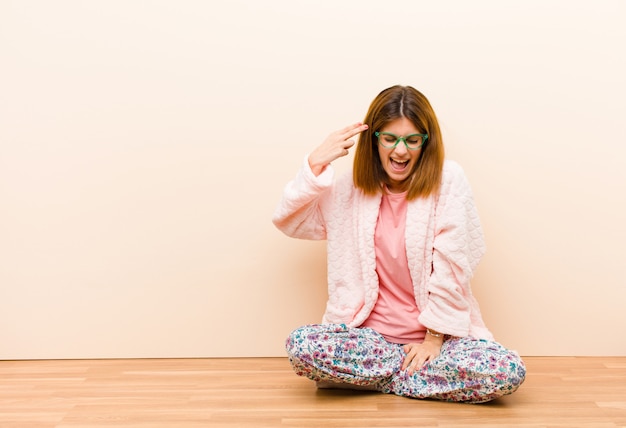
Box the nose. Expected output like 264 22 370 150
393 139 409 155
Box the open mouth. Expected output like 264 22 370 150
390 158 409 171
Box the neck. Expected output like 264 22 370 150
385 182 408 194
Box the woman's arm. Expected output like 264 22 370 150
272 123 368 240
418 162 486 337
271 155 333 240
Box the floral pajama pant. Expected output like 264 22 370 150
286 323 526 403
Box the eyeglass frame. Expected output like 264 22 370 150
374 131 428 150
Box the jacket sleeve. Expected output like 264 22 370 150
418 162 486 337
271 156 334 240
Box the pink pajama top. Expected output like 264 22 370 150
272 157 494 340
361 189 426 344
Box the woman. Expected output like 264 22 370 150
272 85 525 403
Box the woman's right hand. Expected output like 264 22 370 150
308 122 369 176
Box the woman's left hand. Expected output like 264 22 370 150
402 334 444 375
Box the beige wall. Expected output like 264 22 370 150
1 0 625 359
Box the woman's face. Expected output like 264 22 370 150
376 116 423 193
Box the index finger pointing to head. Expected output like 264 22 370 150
342 122 369 140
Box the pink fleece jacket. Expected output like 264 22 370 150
272 157 494 340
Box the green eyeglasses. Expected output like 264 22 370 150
375 131 428 150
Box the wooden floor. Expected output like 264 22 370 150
1 357 625 428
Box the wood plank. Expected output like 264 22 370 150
0 357 625 427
